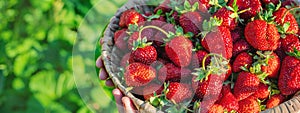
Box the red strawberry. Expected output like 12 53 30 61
177 1 208 35
252 83 270 99
213 7 237 30
225 64 232 80
131 45 157 65
124 63 156 87
232 39 251 58
198 0 211 9
266 94 285 109
232 52 253 73
273 8 299 34
143 83 164 100
261 0 279 5
130 36 157 65
231 27 244 43
228 0 262 19
192 74 224 100
158 63 192 82
261 52 280 78
114 29 129 50
233 72 260 101
281 34 300 52
244 20 280 51
278 54 300 95
191 50 210 68
238 97 260 113
286 41 300 53
166 82 193 103
208 104 224 113
165 36 193 67
119 9 145 28
179 11 203 35
201 25 233 59
120 53 134 68
218 90 239 112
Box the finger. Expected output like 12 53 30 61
96 56 104 68
100 38 104 45
99 69 108 80
113 89 125 113
122 97 137 113
105 79 115 87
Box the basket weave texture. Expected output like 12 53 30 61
101 0 300 112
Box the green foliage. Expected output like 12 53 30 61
0 0 126 112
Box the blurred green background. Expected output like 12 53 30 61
0 0 126 112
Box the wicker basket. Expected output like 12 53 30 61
101 0 300 112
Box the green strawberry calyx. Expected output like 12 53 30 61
175 0 199 14
132 37 152 51
200 17 222 39
287 48 300 59
225 0 250 22
241 51 273 84
144 9 164 21
192 53 229 82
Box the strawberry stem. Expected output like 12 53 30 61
282 6 300 23
138 25 169 40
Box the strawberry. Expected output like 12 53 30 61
119 9 145 28
166 82 193 103
261 52 280 78
192 54 229 99
286 41 300 53
281 34 300 52
201 18 233 59
143 83 164 100
218 90 239 112
131 37 157 65
158 63 192 82
114 29 129 50
244 19 280 51
213 7 237 30
208 104 224 113
261 0 279 5
191 50 210 68
266 94 285 109
179 11 203 35
231 27 244 43
228 0 262 19
232 39 251 58
233 72 260 101
165 36 193 67
273 7 299 34
225 64 232 80
238 97 260 113
124 63 156 87
192 74 224 99
252 83 270 99
120 53 134 68
278 50 300 95
177 1 204 36
232 52 253 73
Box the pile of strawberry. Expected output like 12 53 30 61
111 0 300 112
